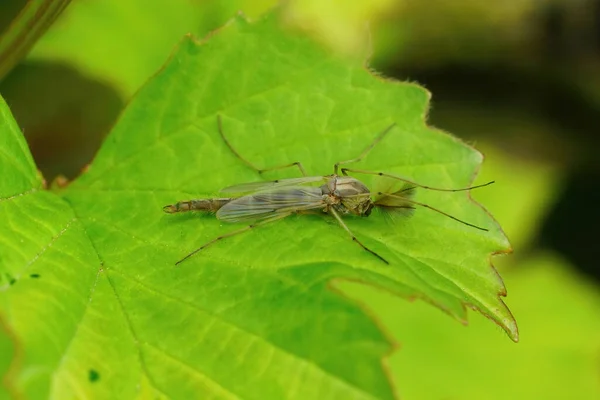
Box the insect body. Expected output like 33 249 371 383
164 116 493 265
164 175 386 264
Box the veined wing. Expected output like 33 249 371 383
216 186 324 223
220 176 326 193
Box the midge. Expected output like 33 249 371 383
163 116 493 265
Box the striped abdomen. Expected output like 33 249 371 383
162 198 232 214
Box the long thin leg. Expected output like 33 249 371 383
175 213 291 265
376 192 488 231
259 162 307 176
342 168 494 192
328 208 389 265
217 115 306 176
333 123 396 175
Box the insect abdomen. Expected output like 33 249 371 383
162 198 231 214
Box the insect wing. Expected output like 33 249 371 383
375 184 416 206
374 184 417 221
216 187 324 223
220 176 326 193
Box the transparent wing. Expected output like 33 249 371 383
220 176 326 193
216 186 324 223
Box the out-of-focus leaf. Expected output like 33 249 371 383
28 0 276 97
0 323 16 400
282 0 397 57
0 62 123 180
342 251 600 399
28 0 403 98
471 142 563 250
0 0 71 80
371 0 556 68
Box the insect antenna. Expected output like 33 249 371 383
341 168 494 193
375 191 488 231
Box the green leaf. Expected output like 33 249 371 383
1 12 515 398
0 0 71 80
0 95 42 196
27 0 395 98
28 0 277 97
343 252 600 399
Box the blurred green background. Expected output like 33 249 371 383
1 0 599 398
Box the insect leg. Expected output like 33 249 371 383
218 115 306 176
341 168 494 192
328 208 389 265
258 162 307 177
175 212 292 265
333 123 396 175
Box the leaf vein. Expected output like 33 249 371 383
110 268 378 400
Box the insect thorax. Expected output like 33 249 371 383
321 176 374 216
